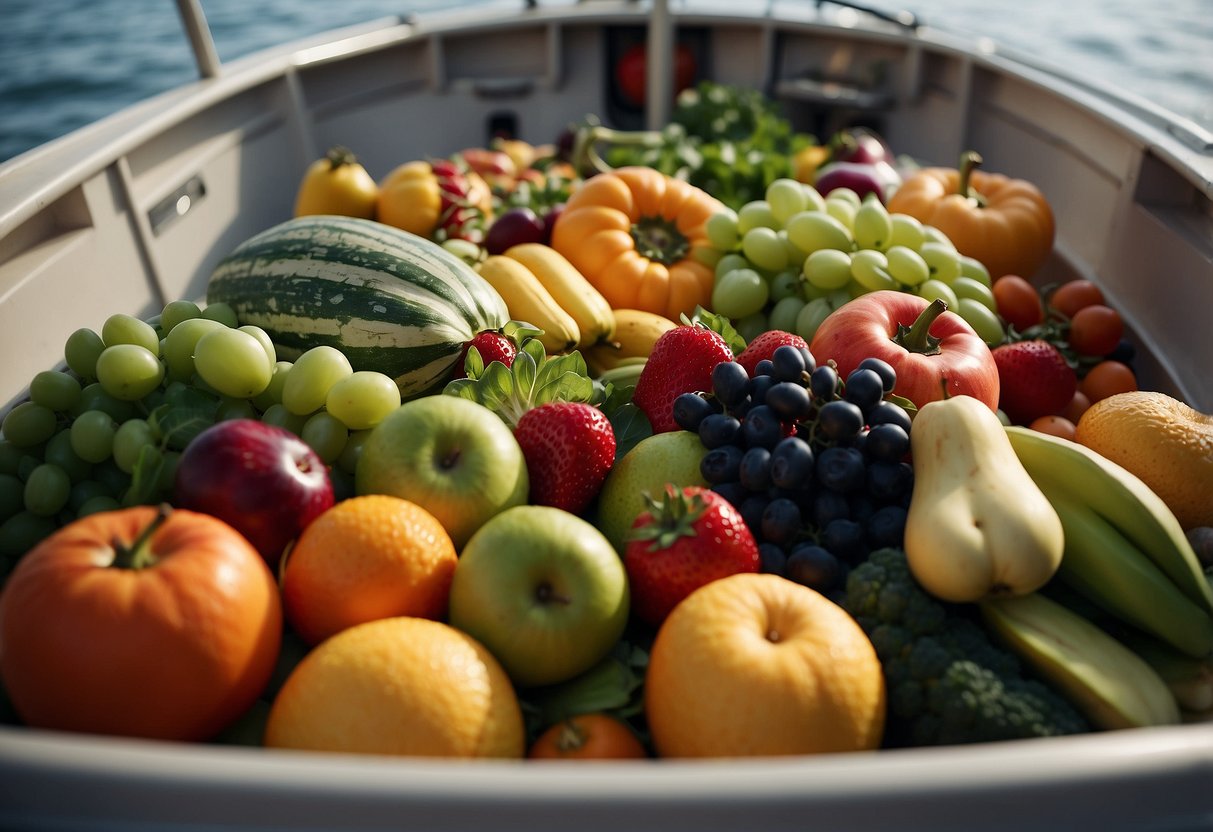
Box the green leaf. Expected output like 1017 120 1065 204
125 444 167 506
149 385 219 451
606 402 652 461
684 306 747 357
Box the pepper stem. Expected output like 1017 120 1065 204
893 298 948 356
111 503 171 570
957 151 987 207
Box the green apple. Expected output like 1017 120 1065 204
448 505 629 688
594 430 708 554
354 395 528 549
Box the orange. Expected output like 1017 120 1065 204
644 572 885 758
265 616 525 758
527 713 649 760
1075 390 1213 530
280 494 457 646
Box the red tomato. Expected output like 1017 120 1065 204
616 43 697 108
1049 279 1105 319
0 505 283 742
809 290 1000 412
1068 304 1124 357
992 274 1044 331
528 713 648 760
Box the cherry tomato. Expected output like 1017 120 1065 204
1049 279 1106 319
1062 389 1092 424
1068 304 1124 357
992 274 1044 331
616 43 697 108
1029 414 1077 441
1080 360 1138 403
528 713 648 760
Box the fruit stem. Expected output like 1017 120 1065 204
536 582 573 606
111 503 171 570
893 298 948 356
630 216 690 265
325 145 358 169
571 122 665 176
956 151 987 207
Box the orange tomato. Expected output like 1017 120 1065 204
1029 414 1077 440
0 506 282 742
1048 279 1106 319
377 160 443 236
1068 304 1124 357
991 274 1044 331
527 713 648 760
1062 389 1092 424
294 146 378 219
1080 360 1138 403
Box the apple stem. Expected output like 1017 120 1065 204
111 503 172 570
892 298 948 356
535 582 573 606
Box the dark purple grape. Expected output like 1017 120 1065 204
746 374 774 406
761 497 802 546
698 413 741 449
798 347 817 375
864 422 910 463
758 542 789 574
753 359 774 377
740 405 783 449
815 446 865 493
809 365 839 402
765 382 813 422
483 206 547 254
739 446 773 491
866 504 908 549
711 480 749 507
700 444 744 484
849 493 877 525
821 517 867 561
541 203 565 244
867 399 912 433
738 494 770 531
673 392 716 432
812 488 850 528
866 461 914 502
784 544 842 591
843 368 885 413
857 356 896 393
816 399 865 443
770 435 815 490
712 361 750 406
770 344 807 382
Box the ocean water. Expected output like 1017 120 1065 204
1 0 1210 163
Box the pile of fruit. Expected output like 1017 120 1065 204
2 84 1213 761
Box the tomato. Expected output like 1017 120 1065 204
1029 414 1077 440
991 274 1044 332
809 290 1001 412
1080 360 1138 403
527 713 648 760
294 146 378 219
1048 279 1105 319
616 43 697 108
0 505 282 741
1062 389 1092 424
1068 304 1124 357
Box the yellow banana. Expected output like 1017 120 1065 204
475 255 579 355
583 308 677 375
1005 426 1213 616
981 592 1180 730
503 243 615 349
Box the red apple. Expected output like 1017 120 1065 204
173 419 334 568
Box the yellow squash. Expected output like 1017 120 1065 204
502 244 615 349
475 256 580 354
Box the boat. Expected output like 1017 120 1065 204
1 1 1211 829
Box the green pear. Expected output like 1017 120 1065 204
594 430 708 554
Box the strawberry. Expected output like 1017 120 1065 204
632 324 733 433
451 330 518 380
624 485 760 627
991 339 1077 425
513 402 616 515
736 330 808 376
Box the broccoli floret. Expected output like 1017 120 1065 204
841 548 1089 747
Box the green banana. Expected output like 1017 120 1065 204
981 592 1180 730
1115 628 1213 714
594 358 646 389
1005 425 1213 615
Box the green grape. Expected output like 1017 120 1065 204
282 346 353 416
956 297 1005 347
70 409 118 464
2 401 58 448
851 198 893 250
78 495 122 518
958 255 992 287
326 371 402 431
238 325 277 366
69 479 113 511
160 299 203 333
692 244 723 270
785 211 852 255
951 276 998 313
17 454 41 482
920 241 962 283
826 289 853 310
251 361 293 412
441 237 485 266
0 512 57 560
216 397 259 422
824 198 857 231
917 278 960 311
824 187 861 209
885 245 930 287
44 429 92 484
712 268 770 320
301 411 349 465
64 327 106 381
888 213 927 250
741 226 788 272
800 279 830 302
75 382 139 422
194 327 273 399
200 301 240 327
802 249 854 291
737 200 777 233
794 297 833 343
922 225 956 248
101 313 160 355
734 311 769 344
92 458 131 498
96 344 165 402
30 371 82 413
768 296 807 334
24 463 70 516
337 429 372 476
112 418 158 474
0 472 23 521
164 317 225 382
261 403 307 435
0 439 22 475
845 278 870 300
705 210 740 250
849 250 898 292
765 178 809 226
802 184 827 213
781 229 809 267
768 269 803 303
715 252 750 280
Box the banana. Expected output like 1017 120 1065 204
1116 628 1213 714
980 592 1180 730
595 358 646 389
476 255 580 355
1041 485 1213 658
1005 425 1213 616
502 243 615 349
583 308 677 375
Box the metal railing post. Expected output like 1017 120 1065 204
645 0 673 130
175 0 223 79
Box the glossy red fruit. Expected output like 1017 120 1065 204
451 330 519 380
484 207 547 255
991 339 1078 426
633 325 734 433
513 402 616 515
736 330 808 377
